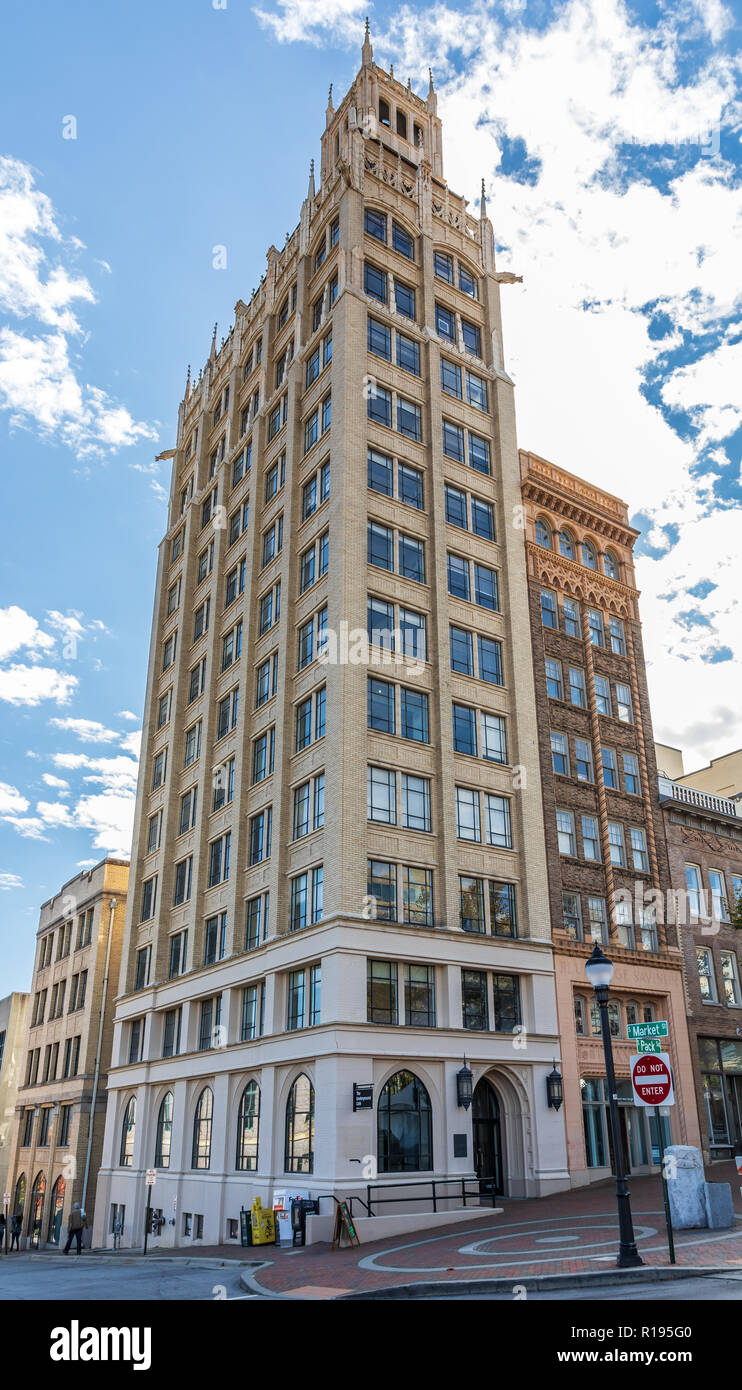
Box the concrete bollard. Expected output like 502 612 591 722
664 1145 707 1229
704 1182 735 1230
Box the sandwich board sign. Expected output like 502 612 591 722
630 1053 675 1108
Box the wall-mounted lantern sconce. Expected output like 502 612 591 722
456 1058 473 1110
546 1063 563 1111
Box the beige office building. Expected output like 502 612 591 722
94 29 570 1251
6 859 128 1248
0 992 29 1203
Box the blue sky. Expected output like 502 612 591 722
1 0 741 990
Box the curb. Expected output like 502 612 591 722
336 1265 728 1300
240 1264 735 1300
10 1253 259 1270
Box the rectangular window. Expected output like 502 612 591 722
492 974 521 1033
368 446 393 496
551 731 569 776
557 809 576 857
622 753 639 794
456 786 480 842
398 462 423 510
587 608 604 646
367 765 396 824
616 683 633 723
368 677 395 734
587 897 608 944
403 866 433 926
450 625 474 676
720 951 741 1005
405 964 436 1027
402 774 431 832
569 667 586 708
396 396 421 441
460 876 485 934
594 674 611 715
462 970 488 1030
581 815 601 861
540 589 557 628
364 261 387 303
545 659 563 700
563 892 583 940
400 687 429 743
367 959 397 1025
574 738 594 782
601 746 617 789
697 947 717 1001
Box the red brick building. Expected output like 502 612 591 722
520 449 700 1185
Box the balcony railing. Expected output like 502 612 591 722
658 775 739 818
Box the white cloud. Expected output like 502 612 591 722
0 156 157 458
254 0 365 44
2 815 48 840
120 729 142 758
41 773 70 794
116 710 138 721
0 781 29 816
48 716 122 743
0 605 55 661
36 799 75 827
0 663 77 705
0 872 23 890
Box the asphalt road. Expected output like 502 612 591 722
0 1255 257 1301
442 1274 742 1300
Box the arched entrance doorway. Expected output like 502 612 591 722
28 1172 46 1248
473 1079 504 1199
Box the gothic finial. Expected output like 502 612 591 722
407 77 412 91
308 157 316 199
185 364 191 396
428 68 434 95
390 63 394 79
328 83 334 108
480 178 487 219
362 14 373 64
210 322 217 358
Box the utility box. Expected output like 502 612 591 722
250 1198 276 1246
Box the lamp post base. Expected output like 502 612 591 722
617 1248 644 1269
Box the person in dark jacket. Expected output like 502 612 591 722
9 1214 21 1251
63 1202 86 1255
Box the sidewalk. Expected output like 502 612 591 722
235 1161 742 1298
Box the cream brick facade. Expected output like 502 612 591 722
94 31 569 1252
0 992 29 1203
6 859 128 1248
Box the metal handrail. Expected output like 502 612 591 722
365 1176 499 1217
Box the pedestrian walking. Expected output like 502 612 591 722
63 1202 86 1255
113 1215 123 1251
9 1214 21 1251
0 1212 5 1251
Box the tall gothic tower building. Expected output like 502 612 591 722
94 27 570 1249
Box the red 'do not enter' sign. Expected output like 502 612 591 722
630 1053 674 1107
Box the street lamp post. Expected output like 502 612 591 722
585 943 643 1269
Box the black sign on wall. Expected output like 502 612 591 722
453 1133 468 1158
353 1083 374 1111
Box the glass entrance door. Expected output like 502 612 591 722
473 1079 504 1199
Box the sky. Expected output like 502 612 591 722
1 0 740 991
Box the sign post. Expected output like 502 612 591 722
630 1051 676 1264
3 1193 9 1256
143 1169 156 1255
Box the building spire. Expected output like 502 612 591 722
480 178 487 220
185 363 191 397
428 68 435 97
327 83 334 112
210 322 217 359
308 158 315 199
362 15 373 66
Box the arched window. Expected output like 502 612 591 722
535 518 552 549
625 1001 638 1027
13 1172 26 1221
119 1096 136 1167
47 1175 65 1245
581 538 597 570
29 1171 46 1246
236 1081 260 1171
396 110 408 139
604 550 619 580
192 1087 213 1170
379 98 390 127
155 1092 173 1169
558 529 574 559
285 1074 314 1173
378 1070 433 1173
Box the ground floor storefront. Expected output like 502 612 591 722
92 1045 571 1251
553 948 702 1186
693 1035 742 1162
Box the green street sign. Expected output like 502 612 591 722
635 1038 663 1054
627 1020 668 1040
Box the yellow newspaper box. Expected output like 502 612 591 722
250 1197 276 1245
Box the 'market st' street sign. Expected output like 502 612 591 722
626 1020 668 1040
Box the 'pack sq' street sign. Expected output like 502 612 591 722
635 1038 662 1054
